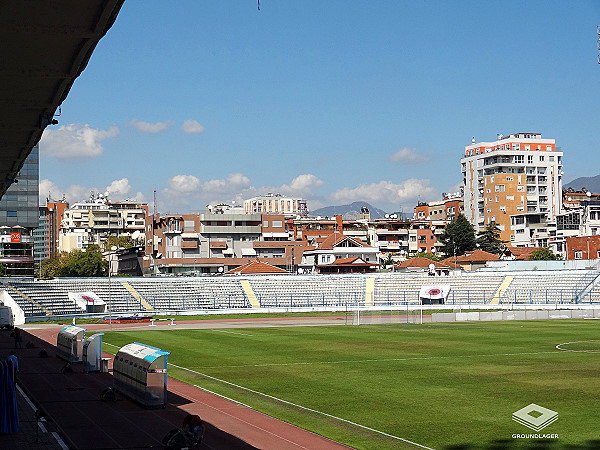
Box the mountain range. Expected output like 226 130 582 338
564 175 600 193
310 202 389 220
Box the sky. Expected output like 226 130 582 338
38 0 600 215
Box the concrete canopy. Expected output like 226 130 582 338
0 0 124 198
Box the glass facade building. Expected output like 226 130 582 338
0 145 39 228
0 145 39 276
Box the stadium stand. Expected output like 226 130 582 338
1 268 599 319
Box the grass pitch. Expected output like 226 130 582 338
102 320 600 449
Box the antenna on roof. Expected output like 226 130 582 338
153 189 157 217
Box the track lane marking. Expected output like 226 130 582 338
170 362 434 449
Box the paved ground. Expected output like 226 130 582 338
0 317 353 449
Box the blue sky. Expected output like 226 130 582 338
39 1 600 214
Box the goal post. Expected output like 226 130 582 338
348 302 424 325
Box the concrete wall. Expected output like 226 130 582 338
432 309 598 323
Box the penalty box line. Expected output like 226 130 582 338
168 362 434 450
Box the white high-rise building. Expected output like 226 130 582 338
461 133 563 244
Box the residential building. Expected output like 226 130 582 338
300 231 379 274
461 133 563 243
414 193 464 222
564 235 600 260
59 194 148 252
35 199 69 266
144 212 309 275
244 193 308 216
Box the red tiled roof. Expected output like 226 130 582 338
331 257 378 266
454 249 500 262
505 247 541 260
225 259 288 275
396 257 455 269
317 231 367 250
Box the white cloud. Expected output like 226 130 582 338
282 174 324 194
40 123 119 159
330 179 436 205
168 174 202 193
389 147 430 164
106 178 131 196
128 119 173 133
162 173 324 212
181 119 205 134
39 178 145 206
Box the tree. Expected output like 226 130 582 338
58 246 108 277
0 263 7 277
408 252 441 262
105 235 134 251
381 253 395 268
438 213 477 257
528 247 560 261
476 221 506 255
41 246 108 279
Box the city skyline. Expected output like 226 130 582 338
37 1 600 214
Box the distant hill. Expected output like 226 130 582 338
310 202 388 220
564 175 600 193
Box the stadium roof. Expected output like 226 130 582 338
0 0 124 198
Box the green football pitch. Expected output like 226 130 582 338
102 320 600 449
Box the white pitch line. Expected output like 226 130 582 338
555 340 600 353
193 385 253 408
212 329 253 336
169 362 433 449
191 350 563 370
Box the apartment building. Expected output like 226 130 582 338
369 218 447 257
414 193 464 222
244 193 308 216
145 212 308 275
59 194 148 252
462 132 563 243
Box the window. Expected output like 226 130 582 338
6 211 17 217
495 196 499 202
495 185 505 192
539 155 544 162
506 176 513 182
517 185 525 192
528 155 534 164
486 188 491 193
272 220 283 228
263 220 269 227
500 205 506 212
506 195 514 201
514 155 524 163
575 251 583 260
546 145 552 151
